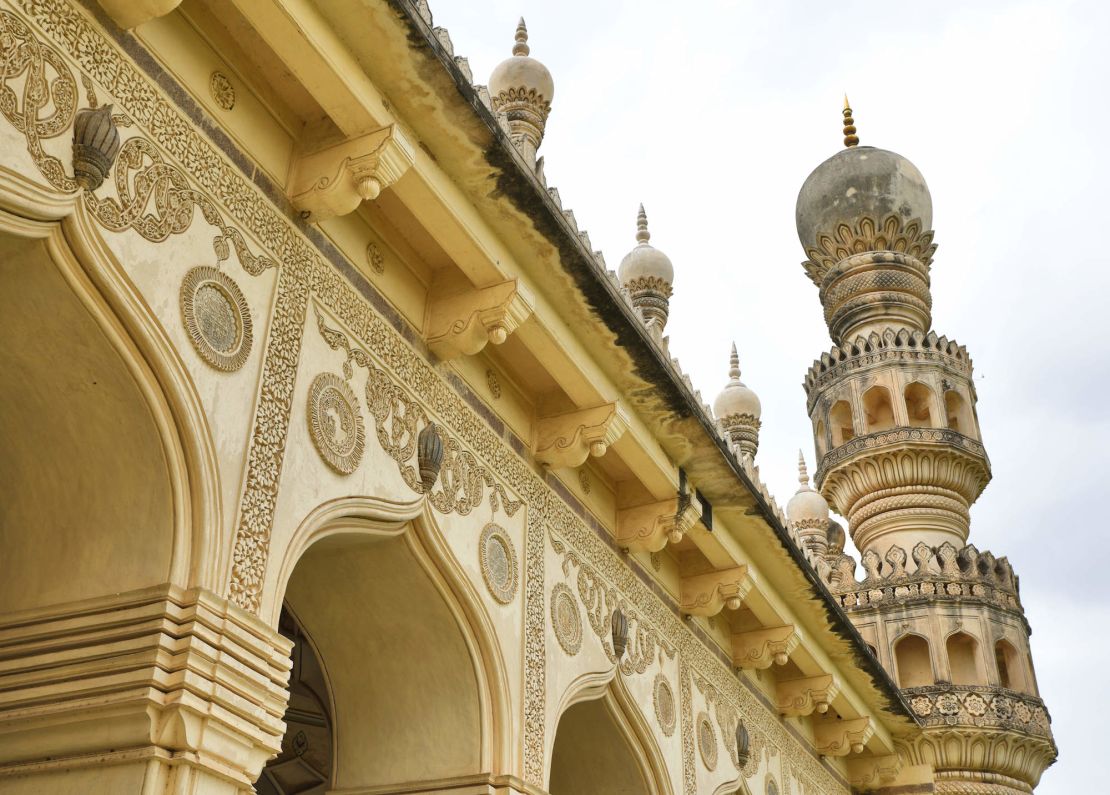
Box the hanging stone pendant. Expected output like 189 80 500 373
417 421 444 492
72 104 121 191
611 608 628 660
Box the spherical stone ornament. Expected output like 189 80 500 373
180 266 252 372
550 583 582 656
480 522 519 605
307 372 365 475
653 674 676 736
697 712 718 771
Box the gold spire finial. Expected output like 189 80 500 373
842 94 859 148
512 18 529 56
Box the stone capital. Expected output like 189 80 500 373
679 566 752 617
289 124 416 222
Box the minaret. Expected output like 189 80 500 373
794 103 1055 792
488 18 554 166
712 343 761 458
618 205 675 336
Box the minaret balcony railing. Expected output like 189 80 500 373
901 684 1053 741
814 426 989 485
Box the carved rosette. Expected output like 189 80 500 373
180 266 253 372
479 523 519 604
623 274 672 330
550 582 582 655
653 674 676 736
307 373 366 475
697 711 718 771
802 214 937 343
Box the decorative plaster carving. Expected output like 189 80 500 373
0 9 862 789
180 265 253 372
306 372 365 476
615 494 701 553
802 213 936 287
550 582 582 655
680 566 752 617
289 124 416 222
366 241 385 275
731 625 799 670
425 279 534 359
534 403 628 468
813 716 872 757
653 673 676 736
776 674 838 717
479 522 518 604
486 368 502 399
697 711 718 771
209 71 234 110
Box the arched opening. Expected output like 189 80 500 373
995 639 1029 693
862 386 895 433
0 227 179 612
549 683 668 795
270 525 490 792
894 634 934 688
815 419 828 456
944 390 975 437
256 608 333 794
946 632 980 685
829 400 855 447
904 382 935 428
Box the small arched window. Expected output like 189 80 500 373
894 634 934 688
862 386 895 433
995 639 1028 692
766 779 779 795
904 382 935 428
946 632 980 685
829 400 855 447
944 390 975 437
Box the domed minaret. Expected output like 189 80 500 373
786 452 830 558
796 100 1055 793
489 18 554 166
712 343 760 459
619 205 675 336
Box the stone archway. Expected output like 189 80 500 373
549 681 671 795
263 505 504 794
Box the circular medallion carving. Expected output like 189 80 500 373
180 266 252 372
550 583 582 655
307 372 365 475
479 523 518 604
697 712 718 771
209 71 235 110
653 674 676 736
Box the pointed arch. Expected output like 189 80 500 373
862 385 895 433
0 191 223 613
266 497 513 786
945 631 982 685
893 633 934 688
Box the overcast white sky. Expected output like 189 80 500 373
431 1 1107 789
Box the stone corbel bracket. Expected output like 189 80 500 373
615 493 702 553
426 279 535 359
814 716 873 757
98 0 182 29
848 754 903 789
289 124 416 222
731 624 799 669
534 403 628 469
777 673 839 717
679 565 752 617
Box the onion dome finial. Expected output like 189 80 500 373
787 450 830 557
488 18 554 166
712 343 761 458
618 204 674 335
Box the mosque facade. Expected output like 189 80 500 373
0 1 1055 793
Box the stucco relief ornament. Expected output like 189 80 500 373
698 711 718 771
209 71 235 110
480 522 519 604
550 583 582 655
307 372 366 475
180 266 253 372
653 674 677 736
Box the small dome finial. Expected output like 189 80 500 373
729 342 741 380
842 94 859 148
513 17 529 56
636 203 650 245
797 450 810 486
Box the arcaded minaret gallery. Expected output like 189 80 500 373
795 102 1057 793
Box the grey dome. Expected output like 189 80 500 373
795 146 932 250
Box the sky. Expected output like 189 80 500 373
430 1 1108 790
